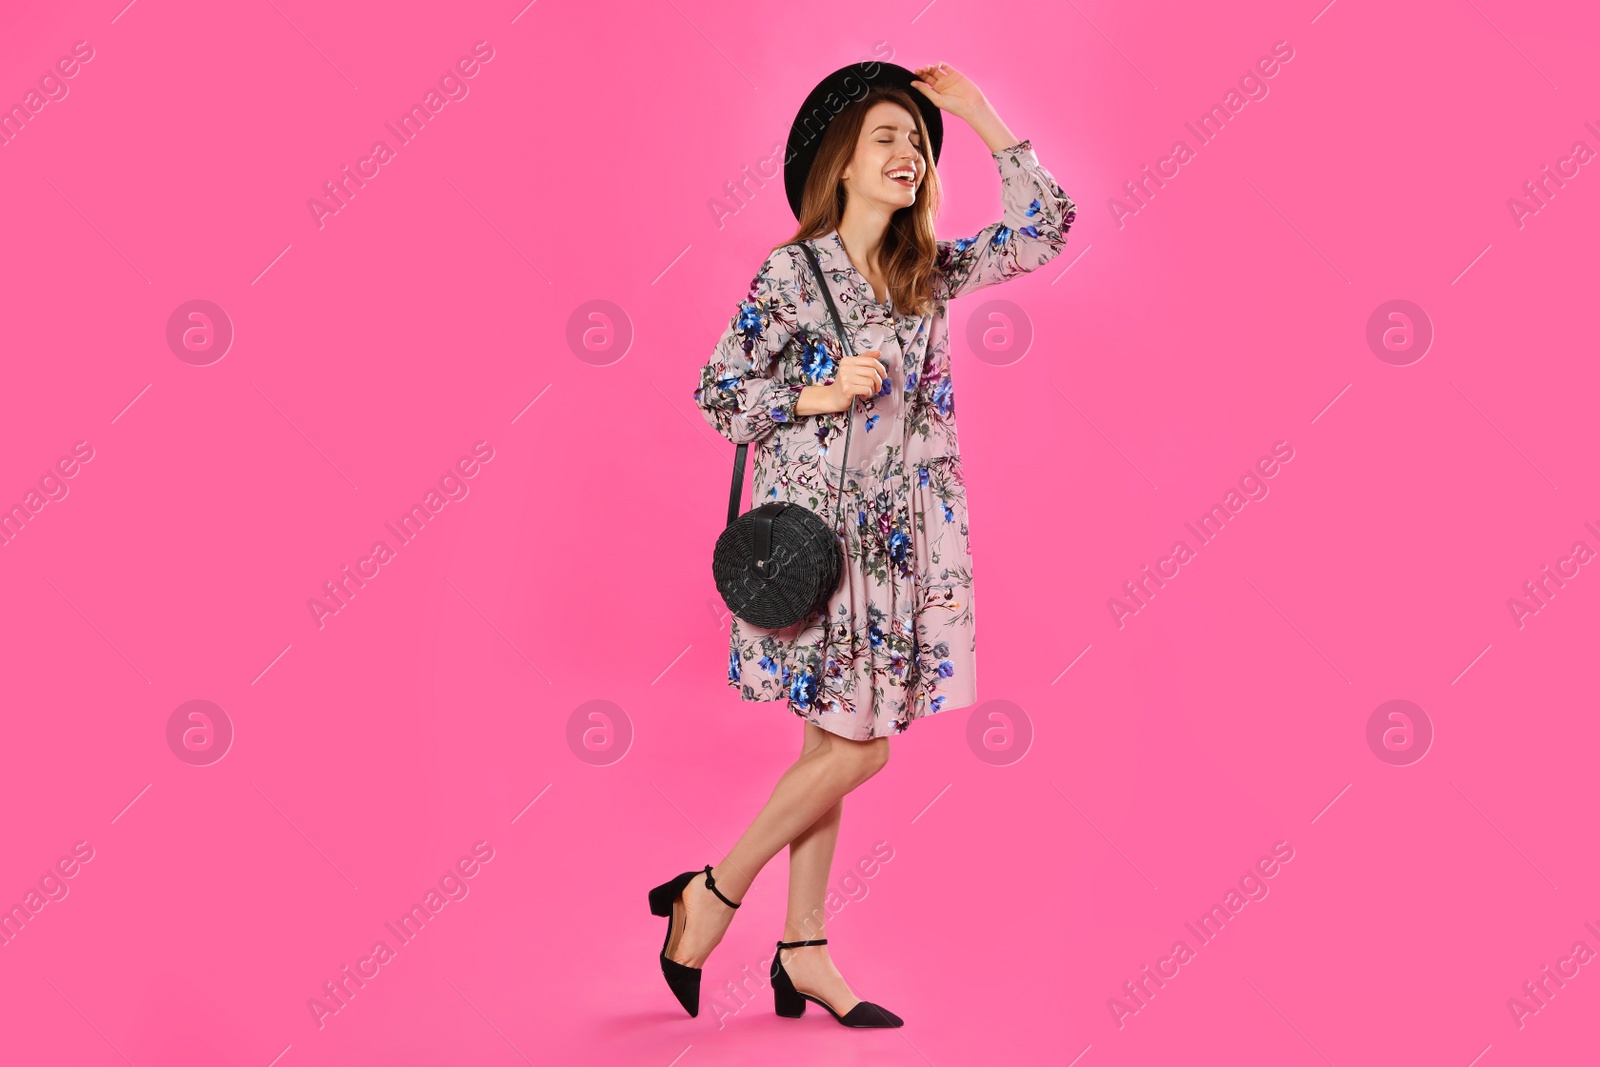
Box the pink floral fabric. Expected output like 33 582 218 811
695 139 1076 740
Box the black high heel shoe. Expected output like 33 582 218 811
770 938 904 1028
647 865 741 1017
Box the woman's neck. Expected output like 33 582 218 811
835 200 892 281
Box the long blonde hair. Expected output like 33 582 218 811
778 88 943 318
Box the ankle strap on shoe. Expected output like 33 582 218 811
776 938 827 949
702 866 741 909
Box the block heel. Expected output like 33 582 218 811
769 938 903 1028
647 865 741 1017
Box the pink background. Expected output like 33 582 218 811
2 0 1597 1063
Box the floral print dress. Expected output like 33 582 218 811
694 139 1076 741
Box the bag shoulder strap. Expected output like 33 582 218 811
726 240 857 527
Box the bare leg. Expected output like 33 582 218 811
780 725 864 1013
668 723 889 968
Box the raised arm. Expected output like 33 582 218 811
909 63 1077 299
936 139 1076 299
693 245 808 444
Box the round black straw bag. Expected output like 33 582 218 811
711 241 857 630
712 491 847 629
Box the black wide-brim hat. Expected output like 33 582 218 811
784 61 944 220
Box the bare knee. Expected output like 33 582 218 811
860 737 890 777
820 734 889 784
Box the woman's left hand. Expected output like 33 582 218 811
909 63 990 121
909 62 1020 154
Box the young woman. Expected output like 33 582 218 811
652 61 1076 1028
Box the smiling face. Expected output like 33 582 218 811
840 100 926 215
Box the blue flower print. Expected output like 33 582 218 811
953 236 978 253
937 659 955 679
801 337 835 382
786 664 819 710
930 695 946 713
888 528 910 564
758 654 780 676
858 508 868 528
728 647 740 682
771 404 790 423
919 466 930 487
878 376 892 398
868 622 885 647
990 226 1012 249
865 414 879 432
1019 225 1040 238
932 376 954 416
735 302 764 342
1025 198 1041 217
942 502 954 522
906 370 918 393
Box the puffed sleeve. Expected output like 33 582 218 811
935 138 1076 300
694 244 809 445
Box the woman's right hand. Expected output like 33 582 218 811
827 352 888 411
794 353 888 416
